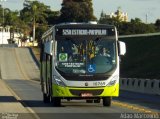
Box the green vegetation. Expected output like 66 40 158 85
99 12 158 35
59 0 96 22
20 0 50 41
0 0 96 44
120 35 160 79
0 0 159 42
155 19 160 31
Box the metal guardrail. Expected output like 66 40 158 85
119 32 160 38
120 78 160 95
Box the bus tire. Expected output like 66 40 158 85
103 97 112 107
86 100 93 103
43 93 50 103
51 97 61 107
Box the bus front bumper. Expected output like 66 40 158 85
52 84 119 97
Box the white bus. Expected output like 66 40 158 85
40 22 126 107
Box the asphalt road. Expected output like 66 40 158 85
0 47 159 119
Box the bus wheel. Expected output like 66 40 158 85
103 97 112 107
86 100 93 103
94 99 100 103
43 93 50 103
51 97 61 107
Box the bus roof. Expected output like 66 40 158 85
55 23 115 29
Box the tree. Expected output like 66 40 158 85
20 0 49 41
118 18 156 35
4 10 19 26
46 10 60 25
0 5 30 44
130 18 142 24
99 13 156 35
99 10 110 24
59 0 96 22
155 19 160 31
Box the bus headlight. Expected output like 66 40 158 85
107 76 119 86
53 76 66 87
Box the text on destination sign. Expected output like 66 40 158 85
62 29 108 35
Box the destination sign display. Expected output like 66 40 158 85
56 28 115 36
63 29 107 35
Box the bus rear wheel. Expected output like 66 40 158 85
51 97 61 107
103 97 112 107
43 93 50 103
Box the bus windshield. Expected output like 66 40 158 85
56 37 116 75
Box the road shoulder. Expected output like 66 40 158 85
0 79 37 119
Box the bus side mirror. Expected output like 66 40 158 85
44 40 53 55
118 41 126 56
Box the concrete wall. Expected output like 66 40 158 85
120 78 160 95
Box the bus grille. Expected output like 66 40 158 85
69 89 104 96
63 75 109 81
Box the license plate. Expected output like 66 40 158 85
81 93 93 97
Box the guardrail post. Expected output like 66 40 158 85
120 78 160 96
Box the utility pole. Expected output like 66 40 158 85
25 0 37 41
32 4 37 42
146 14 148 24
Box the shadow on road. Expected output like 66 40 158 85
114 90 160 112
19 100 53 107
0 96 18 102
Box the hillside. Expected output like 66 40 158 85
120 35 160 79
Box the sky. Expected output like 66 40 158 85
1 0 160 23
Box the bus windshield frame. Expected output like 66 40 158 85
55 35 117 76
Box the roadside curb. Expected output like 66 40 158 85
27 47 40 69
0 80 40 119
